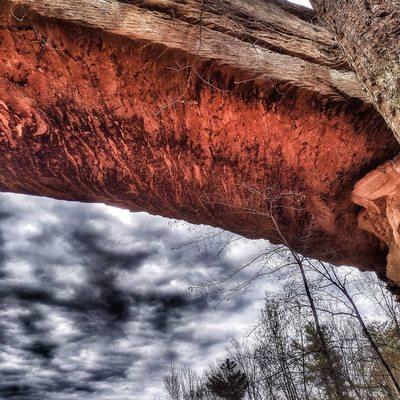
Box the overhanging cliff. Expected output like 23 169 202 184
0 0 399 281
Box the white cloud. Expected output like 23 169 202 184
0 192 270 399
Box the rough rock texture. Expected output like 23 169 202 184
353 158 400 288
0 4 399 275
8 0 366 101
310 0 400 142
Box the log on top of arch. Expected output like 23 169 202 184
0 0 398 282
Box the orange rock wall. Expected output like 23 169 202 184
353 157 400 288
0 13 398 273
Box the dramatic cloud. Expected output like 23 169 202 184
0 192 270 399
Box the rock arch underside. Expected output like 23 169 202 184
1 0 400 290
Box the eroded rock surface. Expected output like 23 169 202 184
353 157 400 287
0 7 399 276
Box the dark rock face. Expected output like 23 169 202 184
0 12 398 273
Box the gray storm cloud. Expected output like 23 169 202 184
0 193 267 399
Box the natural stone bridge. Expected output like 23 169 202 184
1 0 399 288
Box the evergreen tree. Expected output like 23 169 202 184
301 323 352 400
206 359 249 400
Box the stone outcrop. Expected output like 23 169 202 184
0 0 399 281
353 158 400 289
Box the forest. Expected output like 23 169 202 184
162 248 400 400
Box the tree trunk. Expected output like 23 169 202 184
0 0 399 279
297 260 349 399
339 280 400 397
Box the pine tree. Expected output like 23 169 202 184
206 359 248 400
302 323 352 400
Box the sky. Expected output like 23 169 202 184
0 1 313 399
0 193 275 400
291 0 311 6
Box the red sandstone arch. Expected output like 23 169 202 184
0 0 398 280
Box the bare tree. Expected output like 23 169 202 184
305 260 400 398
163 365 206 400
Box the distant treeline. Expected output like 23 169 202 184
161 248 400 400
